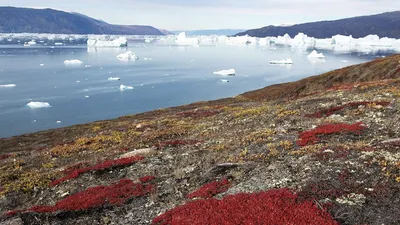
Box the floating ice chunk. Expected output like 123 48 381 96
64 59 83 65
220 79 229 83
176 32 199 46
28 40 36 45
307 50 325 58
120 84 134 90
213 69 236 76
85 65 92 68
54 42 63 46
143 58 153 60
27 101 51 109
117 51 138 61
270 58 293 64
76 80 81 83
40 64 44 66
108 77 121 81
0 84 16 88
87 37 128 47
56 121 62 124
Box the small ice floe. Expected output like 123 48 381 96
33 120 37 123
220 79 229 83
120 84 134 90
85 65 92 68
56 121 62 124
0 84 16 88
307 50 325 59
55 42 63 46
28 40 36 45
213 69 236 76
143 58 153 60
117 51 139 61
108 77 121 81
85 96 90 98
76 80 81 83
26 101 51 109
270 58 293 64
64 59 83 65
40 64 44 67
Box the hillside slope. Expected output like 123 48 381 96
0 7 164 35
236 11 400 38
1 55 400 224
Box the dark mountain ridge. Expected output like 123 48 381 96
0 7 164 35
236 11 400 38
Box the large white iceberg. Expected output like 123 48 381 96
270 58 293 64
120 84 134 90
117 51 138 61
0 84 16 88
307 50 325 58
64 59 83 65
87 37 128 47
27 101 51 109
213 69 236 76
176 32 199 46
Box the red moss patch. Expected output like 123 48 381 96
306 101 390 118
297 122 365 146
155 140 203 148
152 188 338 225
7 179 154 217
50 156 144 186
139 176 156 183
0 154 11 161
187 178 231 199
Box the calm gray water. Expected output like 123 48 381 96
0 42 386 138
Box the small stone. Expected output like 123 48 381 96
119 147 157 158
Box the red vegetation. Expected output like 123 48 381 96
152 188 338 225
297 122 365 146
139 176 155 183
155 140 203 148
50 156 144 186
187 178 231 199
307 101 390 118
7 179 154 216
0 154 11 161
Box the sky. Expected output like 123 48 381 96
0 0 400 30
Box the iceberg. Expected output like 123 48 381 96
108 77 121 81
64 59 83 65
176 32 199 46
27 101 51 109
213 69 236 76
220 79 229 83
270 58 293 64
0 84 16 88
27 40 36 45
307 50 325 58
120 84 134 90
116 51 138 61
87 37 128 47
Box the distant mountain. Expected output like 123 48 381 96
173 29 246 36
0 7 164 35
236 11 400 38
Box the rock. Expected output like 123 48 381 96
0 217 23 225
119 148 157 158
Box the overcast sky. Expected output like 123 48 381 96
1 0 400 30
